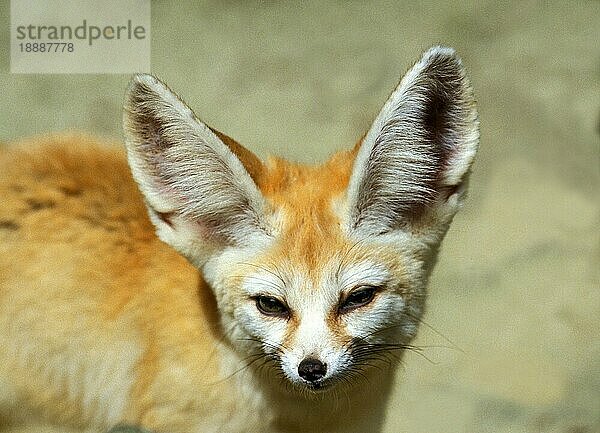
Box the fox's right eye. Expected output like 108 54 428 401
255 296 289 318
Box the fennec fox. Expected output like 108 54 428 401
0 46 478 433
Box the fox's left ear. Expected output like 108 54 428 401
346 46 479 235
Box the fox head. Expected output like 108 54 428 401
123 46 478 393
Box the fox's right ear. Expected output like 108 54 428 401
123 74 270 265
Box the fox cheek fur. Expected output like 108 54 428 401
123 45 478 393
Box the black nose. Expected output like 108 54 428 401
298 358 327 382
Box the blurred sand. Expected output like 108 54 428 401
0 1 598 432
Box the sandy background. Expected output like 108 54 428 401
0 1 598 432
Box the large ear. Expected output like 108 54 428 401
346 46 479 235
123 74 270 264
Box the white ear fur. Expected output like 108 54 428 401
346 46 479 235
123 74 270 264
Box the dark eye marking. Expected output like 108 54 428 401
338 286 380 314
254 295 290 319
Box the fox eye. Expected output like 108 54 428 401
255 296 289 318
339 286 377 314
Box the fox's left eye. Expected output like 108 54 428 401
255 296 289 318
339 286 377 313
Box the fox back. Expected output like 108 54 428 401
0 47 478 433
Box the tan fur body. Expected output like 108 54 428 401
0 135 388 432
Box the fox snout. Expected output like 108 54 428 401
297 358 327 383
232 256 414 392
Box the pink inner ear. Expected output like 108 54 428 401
149 203 231 246
195 219 225 244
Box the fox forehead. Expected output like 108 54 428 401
253 147 360 274
239 146 415 296
241 259 392 299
